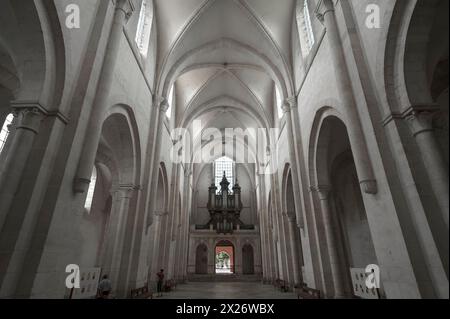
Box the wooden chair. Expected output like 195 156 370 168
297 286 321 299
274 279 289 292
130 284 153 299
164 279 177 292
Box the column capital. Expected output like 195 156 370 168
312 185 332 200
114 0 135 21
153 95 170 113
403 105 441 137
316 0 335 23
282 97 297 113
74 178 92 193
10 102 46 134
111 184 139 198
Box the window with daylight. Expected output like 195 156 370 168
84 166 98 212
275 86 283 119
135 0 152 57
166 85 174 119
303 0 315 53
0 113 13 154
214 156 234 192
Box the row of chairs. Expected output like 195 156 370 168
274 279 290 292
273 279 321 299
130 279 178 299
130 284 153 299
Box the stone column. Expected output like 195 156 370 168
283 98 306 229
0 105 44 229
158 214 169 272
259 204 269 282
314 186 346 298
150 211 168 281
405 106 449 228
234 238 242 275
269 206 279 281
74 0 134 193
106 185 135 291
318 0 377 195
179 170 192 281
287 214 302 286
147 97 170 224
208 238 215 275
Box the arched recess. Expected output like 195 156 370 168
146 162 169 278
79 162 113 268
384 0 448 139
383 0 449 282
195 243 208 275
403 0 449 166
282 164 305 279
78 107 141 276
0 0 65 109
0 0 65 166
242 244 255 275
309 113 379 298
267 190 280 280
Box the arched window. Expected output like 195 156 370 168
275 86 283 119
84 166 98 212
166 84 174 119
297 0 316 56
214 156 234 191
135 0 152 57
0 113 13 154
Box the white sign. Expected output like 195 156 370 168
67 267 101 299
350 267 380 299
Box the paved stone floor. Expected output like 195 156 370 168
158 282 297 299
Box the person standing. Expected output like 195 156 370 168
97 275 112 299
156 269 165 297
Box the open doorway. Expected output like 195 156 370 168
215 240 234 274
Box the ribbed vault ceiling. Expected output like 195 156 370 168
153 0 296 158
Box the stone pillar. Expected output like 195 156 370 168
147 97 170 224
74 0 134 193
318 0 377 195
233 239 240 275
287 214 302 286
105 185 135 292
150 211 168 282
208 238 215 275
282 99 306 228
258 194 269 282
405 106 449 229
314 186 346 298
0 105 44 229
269 207 279 281
179 170 192 281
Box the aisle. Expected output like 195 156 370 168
158 282 297 299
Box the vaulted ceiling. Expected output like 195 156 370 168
153 0 297 154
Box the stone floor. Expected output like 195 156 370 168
158 282 297 299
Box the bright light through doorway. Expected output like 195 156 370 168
215 245 234 274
